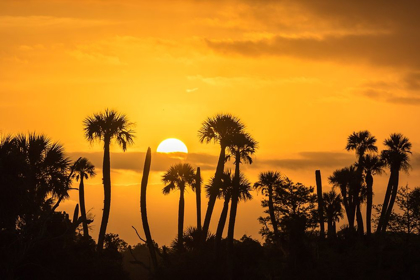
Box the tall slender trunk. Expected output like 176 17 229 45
227 151 240 251
341 190 354 230
268 187 278 238
366 172 373 237
215 192 231 247
97 138 111 250
195 167 201 232
356 204 364 235
79 175 89 238
315 170 325 238
202 144 226 240
382 170 400 233
377 171 395 233
140 148 158 272
178 186 185 250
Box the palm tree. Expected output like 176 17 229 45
207 171 252 248
162 163 196 250
72 157 95 238
323 190 343 238
84 109 134 250
198 114 245 240
254 171 282 239
359 154 384 236
377 133 412 233
329 166 358 231
346 130 377 235
227 132 257 250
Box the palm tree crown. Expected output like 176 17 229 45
254 171 283 195
84 109 134 150
198 114 245 147
162 163 196 194
346 130 378 159
72 157 96 181
381 133 412 172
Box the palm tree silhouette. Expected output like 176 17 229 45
359 154 384 236
377 133 412 233
84 109 134 250
227 132 257 250
329 166 358 231
72 157 95 238
198 114 245 240
254 171 282 240
162 163 196 250
207 170 252 248
322 190 343 238
346 130 377 235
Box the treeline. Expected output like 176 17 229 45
1 110 420 280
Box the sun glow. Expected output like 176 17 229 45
157 138 188 154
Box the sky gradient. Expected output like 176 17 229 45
2 0 420 246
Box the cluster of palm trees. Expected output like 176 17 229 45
328 131 412 237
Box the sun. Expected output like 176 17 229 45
157 138 188 154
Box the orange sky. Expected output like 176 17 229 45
1 0 420 246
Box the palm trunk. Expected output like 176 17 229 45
97 138 111 250
227 151 240 251
215 192 231 247
377 171 395 233
382 170 400 233
178 186 185 250
315 170 325 238
341 191 354 230
356 204 364 235
79 175 89 238
195 167 202 232
366 172 373 237
268 187 278 238
202 144 226 240
140 148 158 272
327 215 335 239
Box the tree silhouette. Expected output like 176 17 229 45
84 109 134 250
227 132 257 250
206 170 252 248
162 163 196 250
322 190 343 238
254 171 282 240
377 133 412 233
359 154 384 236
72 157 95 238
198 114 245 240
346 130 377 235
329 166 358 231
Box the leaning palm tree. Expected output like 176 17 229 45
207 171 252 248
329 166 358 231
254 171 283 239
198 114 245 240
162 163 196 250
346 130 377 235
323 190 343 239
377 133 412 233
359 154 384 236
227 132 257 250
84 109 134 250
72 157 96 238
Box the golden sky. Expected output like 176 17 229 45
1 0 420 246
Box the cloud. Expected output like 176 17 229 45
186 88 199 93
67 151 218 173
253 151 355 170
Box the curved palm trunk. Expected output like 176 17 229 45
97 138 111 250
140 148 158 272
227 151 240 251
315 170 325 238
195 167 201 232
366 172 373 237
79 175 89 238
377 171 395 233
202 144 226 240
178 186 185 250
215 192 231 247
356 204 364 234
268 187 278 238
382 170 400 232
